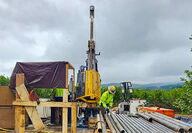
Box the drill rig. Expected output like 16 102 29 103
75 5 101 125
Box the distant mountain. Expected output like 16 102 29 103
101 82 183 90
101 83 120 88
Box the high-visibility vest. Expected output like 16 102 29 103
98 90 114 108
55 88 70 96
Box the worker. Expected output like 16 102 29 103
99 86 116 114
52 88 70 125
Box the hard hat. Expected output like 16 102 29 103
108 86 116 94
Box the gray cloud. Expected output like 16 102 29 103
0 0 191 84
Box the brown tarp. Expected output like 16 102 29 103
10 61 67 94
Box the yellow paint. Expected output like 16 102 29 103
76 70 101 103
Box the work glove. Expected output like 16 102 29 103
106 107 109 114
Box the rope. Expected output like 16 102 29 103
29 89 38 101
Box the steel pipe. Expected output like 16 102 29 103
139 117 174 133
115 114 132 133
114 113 176 133
115 114 136 133
153 121 175 133
99 111 107 133
154 112 192 131
133 117 158 133
110 111 125 133
146 113 185 132
119 114 143 133
138 118 164 133
137 112 152 122
108 114 120 133
96 114 102 132
152 113 192 132
123 114 152 133
104 114 117 133
155 112 192 127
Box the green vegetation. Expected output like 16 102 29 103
32 88 54 99
102 67 192 115
0 67 191 115
102 86 188 114
0 75 10 86
174 68 192 114
33 66 192 115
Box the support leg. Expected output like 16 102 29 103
71 103 77 133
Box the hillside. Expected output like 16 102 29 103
101 82 183 90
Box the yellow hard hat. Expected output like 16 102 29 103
108 86 116 94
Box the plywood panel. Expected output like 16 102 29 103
0 86 15 105
0 107 15 128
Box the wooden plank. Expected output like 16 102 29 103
13 101 72 107
62 89 68 133
71 103 77 133
15 74 45 132
66 64 69 88
15 106 25 133
15 74 25 133
88 123 96 129
88 117 97 124
13 101 87 108
16 83 45 131
73 69 75 100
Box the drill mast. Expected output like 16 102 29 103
87 5 98 71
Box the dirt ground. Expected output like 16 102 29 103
0 126 94 133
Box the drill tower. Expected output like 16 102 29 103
87 5 98 71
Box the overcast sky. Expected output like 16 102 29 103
0 0 191 84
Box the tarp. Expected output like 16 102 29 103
10 61 67 94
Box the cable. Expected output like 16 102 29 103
0 127 50 133
0 127 13 132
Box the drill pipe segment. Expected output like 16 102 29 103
155 112 192 127
115 114 133 133
104 114 118 133
115 113 176 133
139 118 174 133
123 114 152 133
96 114 102 133
151 112 192 132
99 111 107 133
108 114 120 133
110 111 125 133
130 117 157 133
137 112 152 122
118 114 143 133
138 118 165 133
146 113 185 132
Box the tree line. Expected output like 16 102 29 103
101 68 192 115
1 67 191 115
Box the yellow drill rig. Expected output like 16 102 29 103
75 5 101 126
76 5 101 104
